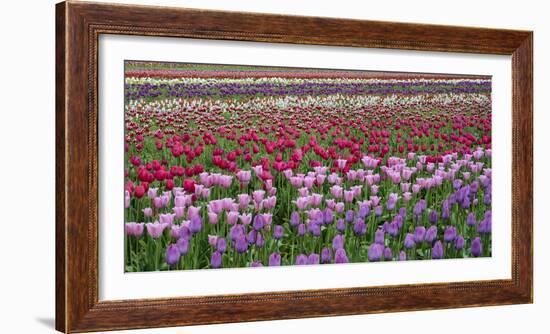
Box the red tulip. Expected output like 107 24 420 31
183 178 195 193
134 185 145 198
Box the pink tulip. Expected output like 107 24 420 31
171 225 182 238
147 187 158 199
174 195 190 207
208 212 218 225
298 187 309 197
331 185 343 198
344 190 354 203
125 191 131 208
240 213 252 225
201 187 211 198
262 213 273 225
188 206 201 219
315 174 326 185
262 196 277 210
159 213 176 225
125 222 144 236
208 200 224 214
238 194 250 209
173 206 185 218
220 175 233 188
283 169 293 179
370 196 381 206
227 211 239 225
304 176 315 189
351 185 362 197
294 196 310 210
310 193 323 207
370 185 379 195
208 235 218 247
222 198 235 211
290 176 304 188
153 196 164 209
252 190 265 204
142 207 153 217
199 172 212 187
146 222 168 239
236 170 251 184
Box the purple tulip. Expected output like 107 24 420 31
296 254 308 265
414 226 426 243
269 252 281 266
384 221 399 237
255 232 265 248
324 208 334 224
442 200 451 220
358 205 370 218
384 247 393 261
210 251 222 268
290 211 300 226
308 253 320 265
432 240 444 259
386 193 398 210
253 214 264 231
455 235 465 250
247 230 257 244
471 237 483 257
165 244 180 266
332 234 344 250
428 210 438 224
176 237 189 255
398 250 407 261
444 226 457 242
368 243 384 262
179 225 191 241
250 260 263 267
216 238 227 253
404 233 415 249
334 248 349 263
398 207 407 219
234 235 248 254
353 219 367 236
336 218 346 232
297 223 306 236
229 224 245 241
375 229 385 245
189 215 202 234
345 210 355 223
467 212 477 227
321 247 332 264
273 225 284 239
425 225 438 244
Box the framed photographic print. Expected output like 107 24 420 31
56 1 533 332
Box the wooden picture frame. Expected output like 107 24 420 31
56 1 533 332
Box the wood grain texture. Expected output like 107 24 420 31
55 1 533 332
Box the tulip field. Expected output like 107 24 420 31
124 61 492 272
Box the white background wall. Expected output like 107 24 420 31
0 0 546 333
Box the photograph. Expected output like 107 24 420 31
123 61 493 272
0 0 542 333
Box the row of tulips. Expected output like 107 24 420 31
124 66 491 272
